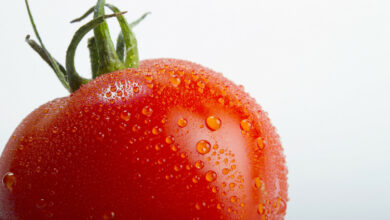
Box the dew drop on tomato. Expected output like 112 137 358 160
173 165 179 172
165 136 175 144
152 126 162 135
120 110 131 121
170 144 178 152
144 75 153 82
102 211 115 220
2 172 16 192
230 196 238 203
141 106 153 117
256 137 264 150
205 116 221 131
36 198 47 209
257 203 265 215
177 118 187 128
196 140 211 155
205 170 217 182
197 81 205 89
195 160 204 169
254 177 265 191
51 127 58 134
169 77 181 86
240 119 252 131
222 168 230 175
272 197 287 215
195 202 201 210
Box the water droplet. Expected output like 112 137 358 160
48 201 54 207
180 152 187 159
142 106 153 117
36 198 47 209
196 140 211 155
110 86 117 92
152 126 162 135
256 137 264 150
43 210 54 218
197 81 205 88
222 168 230 175
103 211 115 219
205 170 217 182
240 119 252 131
230 196 238 203
169 77 181 86
257 204 265 214
170 144 178 152
174 164 182 172
120 111 131 121
177 118 187 128
195 202 201 210
272 197 286 214
2 172 16 192
145 75 153 82
195 160 204 169
161 116 168 124
192 176 199 184
254 177 265 190
132 124 141 132
52 127 58 134
165 136 175 144
206 116 222 131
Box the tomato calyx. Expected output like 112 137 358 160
24 0 149 92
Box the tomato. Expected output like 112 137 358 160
1 0 287 219
0 59 287 219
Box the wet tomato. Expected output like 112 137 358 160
1 0 287 218
0 59 287 219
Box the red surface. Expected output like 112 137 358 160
0 59 287 220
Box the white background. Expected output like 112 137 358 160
1 0 389 219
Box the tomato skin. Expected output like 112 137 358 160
0 59 287 220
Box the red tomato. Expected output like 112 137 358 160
0 59 287 219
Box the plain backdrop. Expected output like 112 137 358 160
1 0 389 219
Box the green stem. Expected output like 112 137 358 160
105 4 138 68
70 7 95 23
87 37 99 76
25 0 146 93
93 0 125 77
25 0 70 91
66 12 126 92
25 35 67 75
71 5 149 69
